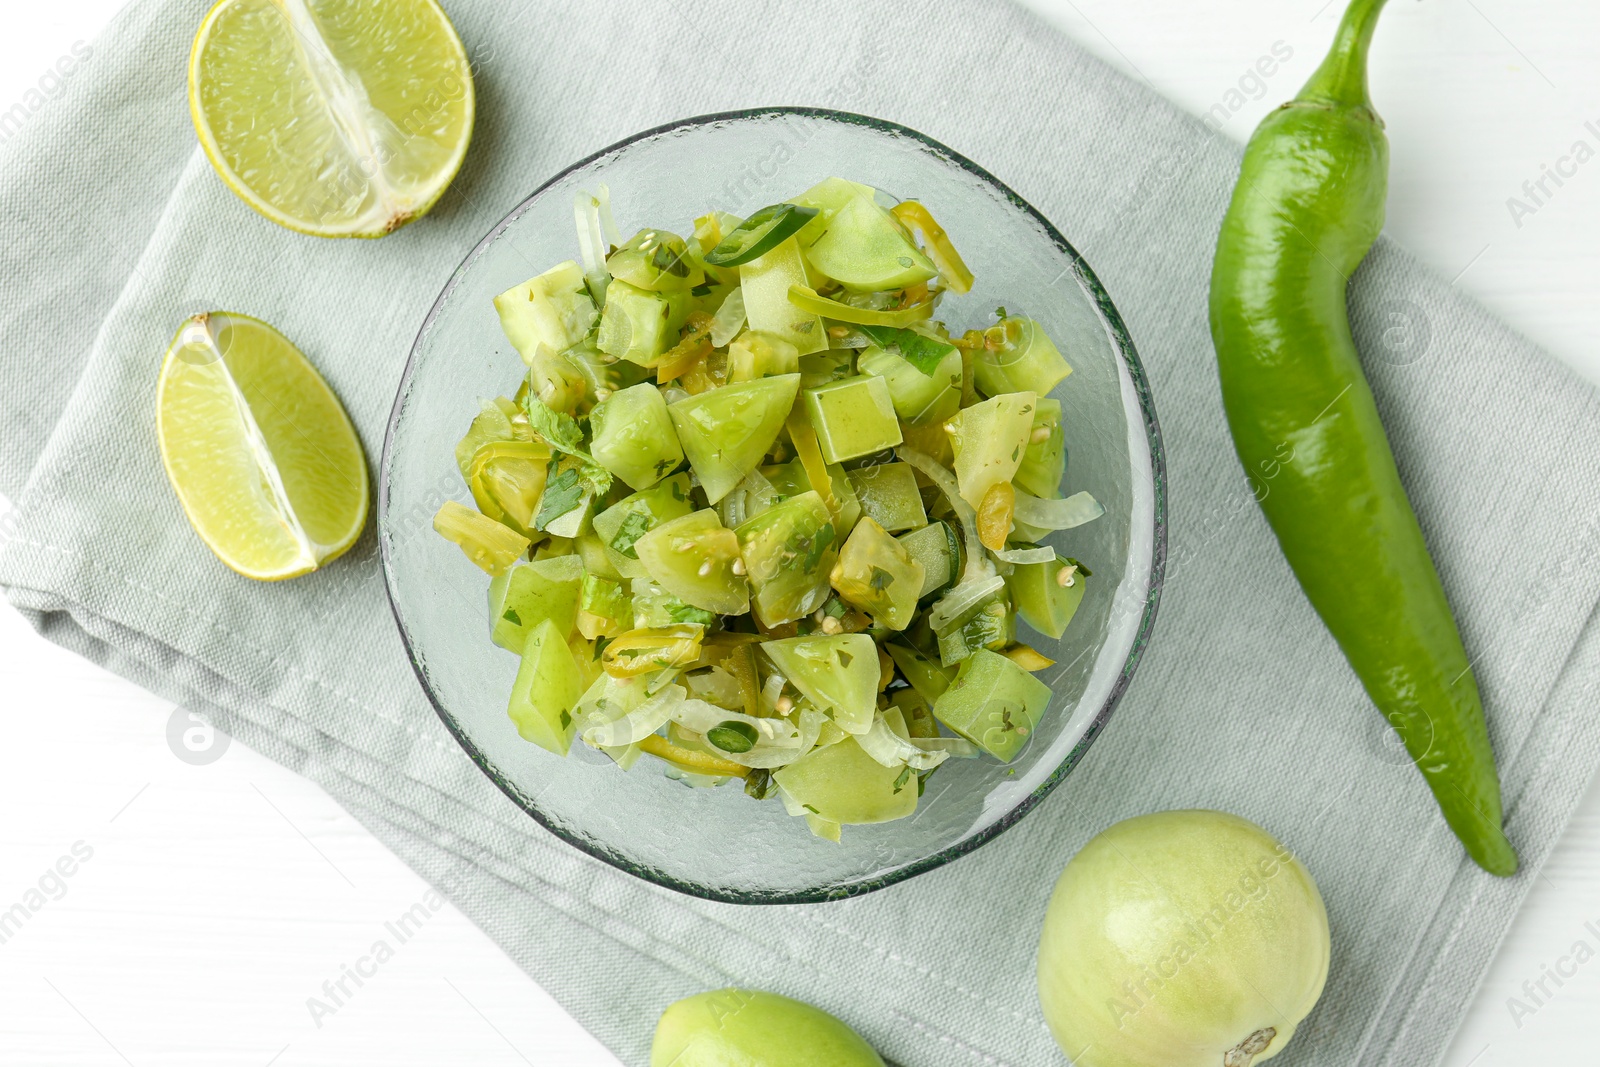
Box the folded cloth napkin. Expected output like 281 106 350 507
5 1 1600 1064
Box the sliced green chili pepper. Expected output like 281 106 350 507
786 285 934 328
1209 0 1515 876
703 203 818 267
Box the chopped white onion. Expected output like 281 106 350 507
928 573 1005 634
595 183 622 247
573 191 606 276
710 288 746 347
908 736 980 759
857 712 951 771
991 544 1057 565
581 684 684 747
1013 490 1104 531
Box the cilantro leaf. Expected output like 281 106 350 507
892 766 912 794
858 324 956 377
524 395 612 497
797 522 836 573
609 510 656 559
523 395 585 454
577 461 613 497
666 599 716 627
534 466 585 530
869 566 895 592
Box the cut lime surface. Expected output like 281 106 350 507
157 312 369 580
188 0 475 238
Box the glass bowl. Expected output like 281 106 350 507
379 108 1165 904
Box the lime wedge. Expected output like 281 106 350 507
157 313 369 581
188 0 474 238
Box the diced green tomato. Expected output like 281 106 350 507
759 460 811 501
896 521 957 599
727 330 800 382
491 554 584 652
761 634 878 734
829 517 924 630
703 203 819 267
433 500 529 576
578 572 631 640
802 194 937 293
606 228 702 292
607 545 649 581
525 345 589 413
576 531 620 580
932 648 1051 762
592 474 695 559
947 390 1036 509
633 509 749 614
1007 555 1088 640
886 643 956 704
734 491 837 627
506 619 584 755
804 813 843 840
890 688 940 739
596 279 692 367
739 238 826 355
454 398 515 480
562 339 652 399
588 383 684 490
787 176 877 247
668 373 801 503
858 344 962 428
773 735 917 824
758 459 860 532
847 462 927 532
798 350 855 389
973 316 1072 398
493 260 598 364
1014 397 1066 499
935 591 1015 666
630 579 717 630
803 375 903 464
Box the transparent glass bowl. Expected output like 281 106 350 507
379 108 1165 904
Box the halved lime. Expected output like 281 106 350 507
157 313 369 581
702 203 819 267
188 0 475 238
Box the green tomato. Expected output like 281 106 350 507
633 509 749 615
735 490 836 628
652 988 884 1067
589 383 684 490
669 373 800 503
973 315 1072 398
1036 811 1330 1067
607 228 702 292
1014 396 1066 498
858 343 962 428
829 516 924 631
773 735 917 827
946 390 1036 509
761 634 877 734
1007 554 1087 641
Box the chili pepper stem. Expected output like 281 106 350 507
1297 0 1389 109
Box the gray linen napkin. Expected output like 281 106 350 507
5 1 1600 1064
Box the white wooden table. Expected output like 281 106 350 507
2 2 1596 1063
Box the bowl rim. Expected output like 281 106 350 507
379 105 1167 905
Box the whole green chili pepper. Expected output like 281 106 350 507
1209 0 1516 875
